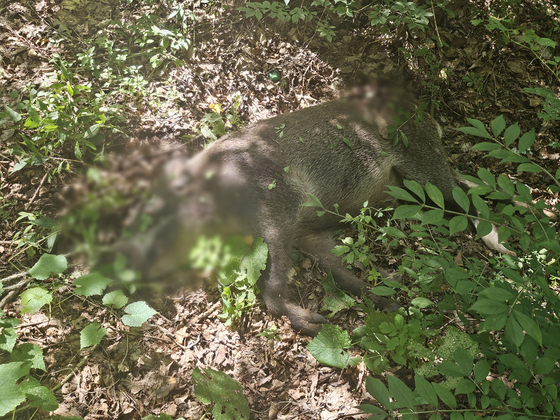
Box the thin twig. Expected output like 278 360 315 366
25 171 49 210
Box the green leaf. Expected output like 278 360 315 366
239 237 268 285
0 362 30 416
505 317 524 348
342 137 352 149
20 287 52 314
306 324 359 369
471 142 501 151
470 299 509 315
5 105 21 122
420 209 445 225
433 382 457 409
534 357 555 375
449 216 468 235
403 179 425 202
426 182 445 209
455 378 476 394
454 348 474 376
472 195 490 219
503 122 520 146
518 129 535 152
358 404 388 417
80 323 107 349
379 226 407 238
411 297 433 308
22 379 58 411
387 375 415 409
491 115 506 137
74 273 113 297
192 367 250 419
121 301 157 327
497 175 515 196
517 163 542 173
11 343 46 371
393 205 422 220
370 286 396 296
497 354 526 370
452 187 470 213
102 290 128 309
473 359 490 382
480 287 516 301
439 361 467 377
301 193 324 209
415 375 438 407
29 254 67 280
365 377 392 410
488 149 529 163
513 311 542 346
477 168 496 188
475 220 493 239
386 185 420 202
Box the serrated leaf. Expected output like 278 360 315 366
503 122 520 146
433 382 457 409
29 254 67 280
74 273 113 297
491 115 506 137
20 287 52 314
80 323 107 349
11 343 46 371
121 301 157 327
192 367 250 419
307 324 358 369
518 129 535 152
415 375 438 407
239 237 268 285
426 182 444 209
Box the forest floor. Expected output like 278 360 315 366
0 0 559 419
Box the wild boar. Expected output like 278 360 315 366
125 88 509 335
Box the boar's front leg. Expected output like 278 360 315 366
258 228 328 336
298 230 400 312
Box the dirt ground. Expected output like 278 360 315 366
1 0 559 419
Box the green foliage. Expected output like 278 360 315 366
193 367 250 420
121 301 158 327
190 235 269 326
80 323 107 349
306 324 361 369
462 72 485 95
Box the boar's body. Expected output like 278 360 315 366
141 97 459 335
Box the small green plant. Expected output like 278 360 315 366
462 71 485 95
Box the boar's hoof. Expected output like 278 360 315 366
281 303 328 336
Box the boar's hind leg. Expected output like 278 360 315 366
258 234 328 336
298 231 400 312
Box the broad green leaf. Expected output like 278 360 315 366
358 404 388 417
426 182 444 209
121 301 157 327
477 168 496 188
497 174 515 196
22 379 58 411
192 367 250 419
403 179 425 202
0 362 30 416
74 273 113 297
433 382 457 409
518 129 535 152
472 195 490 219
516 182 532 202
5 105 21 122
414 375 438 407
393 205 422 220
239 237 268 285
491 115 506 137
411 297 433 308
102 290 128 309
11 343 46 371
454 348 474 376
475 220 493 239
301 193 324 209
471 142 501 151
449 216 468 235
452 187 470 213
439 361 467 377
370 286 396 296
534 357 555 375
497 353 526 370
505 317 524 348
473 359 490 382
386 185 420 203
29 254 67 280
379 226 406 238
513 311 542 346
420 209 445 225
306 324 359 369
387 375 415 409
470 299 509 315
488 149 529 163
480 287 516 301
365 377 392 409
20 287 52 314
80 323 107 349
517 163 542 173
455 378 476 394
503 122 520 146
